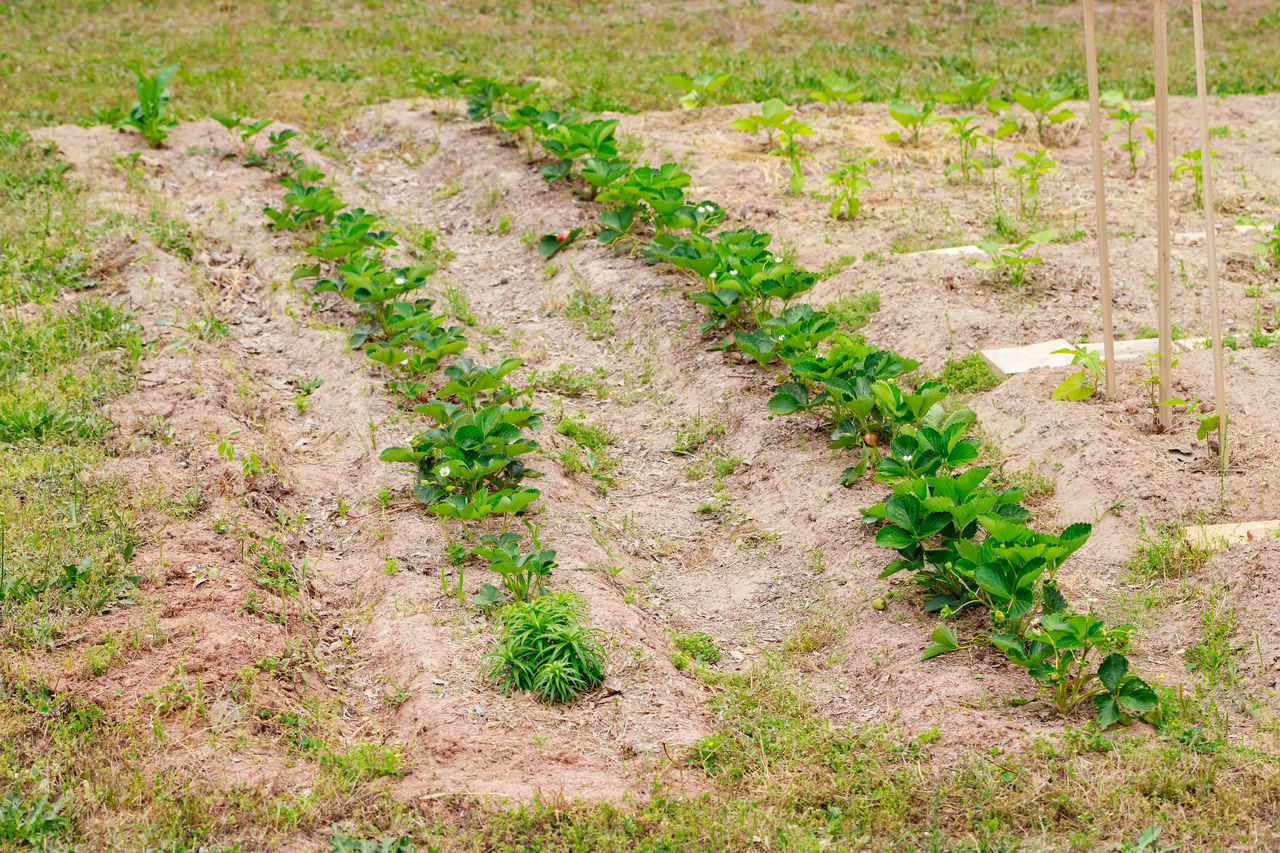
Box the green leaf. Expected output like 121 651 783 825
921 624 959 660
1097 653 1128 694
1093 694 1121 729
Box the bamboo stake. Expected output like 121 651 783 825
1192 0 1228 465
1153 0 1173 431
1082 0 1117 395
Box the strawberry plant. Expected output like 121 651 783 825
825 154 875 220
294 208 397 276
807 74 863 112
495 106 569 161
1010 88 1075 143
662 71 732 113
474 526 556 602
863 467 1030 608
1008 149 1056 217
732 303 836 366
413 73 538 125
431 486 542 535
943 116 988 183
116 63 179 148
881 101 937 147
577 157 630 199
1050 345 1104 401
539 119 619 182
973 230 1054 287
991 614 1156 726
381 400 543 504
538 227 582 258
484 592 606 704
264 174 346 230
873 415 980 481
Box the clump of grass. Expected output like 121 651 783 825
989 459 1057 498
556 412 615 450
673 631 722 664
531 363 608 397
825 291 880 335
484 592 607 704
933 352 1002 394
565 286 614 339
1127 521 1213 580
673 411 724 453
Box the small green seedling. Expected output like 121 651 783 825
943 73 999 108
943 116 989 183
826 154 875 220
1050 345 1104 401
973 230 1055 287
1010 88 1075 143
116 63 180 147
881 101 938 146
770 121 815 194
1244 217 1280 267
1173 149 1218 208
731 98 796 149
1009 149 1056 217
663 71 732 113
211 113 272 158
808 74 863 112
1106 97 1153 178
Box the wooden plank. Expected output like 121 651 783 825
1185 520 1280 551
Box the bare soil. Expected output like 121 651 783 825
26 91 1280 820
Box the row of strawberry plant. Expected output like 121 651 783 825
239 125 605 705
435 75 1159 728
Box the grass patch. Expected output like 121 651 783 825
933 352 1003 394
8 1 1280 130
825 291 880 336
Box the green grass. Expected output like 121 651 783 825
934 352 1004 394
825 291 880 336
0 130 94 304
5 1 1280 131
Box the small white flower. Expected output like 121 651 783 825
395 276 406 285
902 454 913 462
547 123 557 130
730 269 739 276
439 465 451 477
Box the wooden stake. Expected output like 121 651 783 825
1192 0 1228 465
1083 0 1117 395
1153 0 1173 431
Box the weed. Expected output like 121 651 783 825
484 592 607 704
673 411 724 453
825 153 875 220
564 285 614 339
933 353 1002 394
115 64 179 147
1128 521 1212 579
531 363 608 397
673 631 722 664
825 291 880 335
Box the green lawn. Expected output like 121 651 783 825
4 0 1279 129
